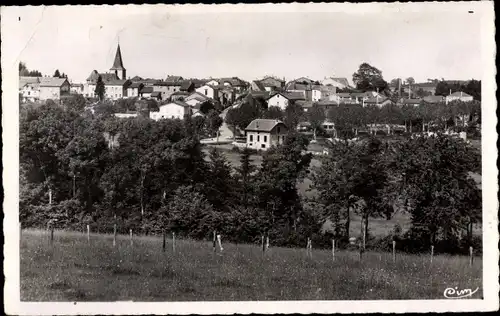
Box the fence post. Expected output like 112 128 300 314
50 226 54 245
332 239 335 262
469 246 473 267
430 245 434 264
172 232 176 253
266 235 270 251
86 224 90 243
129 229 133 246
392 240 396 263
217 234 223 252
213 231 217 253
113 223 117 247
162 230 166 252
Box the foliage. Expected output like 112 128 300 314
352 63 389 92
284 101 304 130
62 94 87 112
95 75 105 101
19 61 43 77
306 103 326 140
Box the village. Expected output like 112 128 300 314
19 43 480 153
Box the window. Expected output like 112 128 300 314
277 127 280 133
257 135 260 142
264 135 267 142
204 89 208 95
250 135 253 142
261 144 266 149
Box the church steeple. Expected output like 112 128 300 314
110 43 126 80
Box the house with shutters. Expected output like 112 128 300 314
245 119 288 151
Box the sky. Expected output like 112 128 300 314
3 3 486 85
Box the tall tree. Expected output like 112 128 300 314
95 75 105 101
235 148 257 207
54 69 61 78
284 101 304 131
307 103 326 140
352 63 389 92
405 77 415 85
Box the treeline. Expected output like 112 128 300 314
20 99 482 254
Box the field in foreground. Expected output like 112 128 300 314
20 229 482 301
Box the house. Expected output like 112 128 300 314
258 76 285 92
267 91 306 110
185 91 210 107
150 91 162 101
321 77 351 90
446 91 474 103
363 97 393 108
70 83 84 95
312 85 337 102
127 82 144 98
153 81 183 100
250 80 266 92
165 75 184 83
139 86 154 99
205 79 220 86
218 77 248 92
218 87 236 106
195 84 220 100
285 77 318 101
423 95 445 104
402 82 438 96
321 93 341 104
19 77 41 102
39 77 71 101
170 91 190 102
245 119 288 150
149 100 192 121
105 79 131 100
130 75 143 82
180 81 195 93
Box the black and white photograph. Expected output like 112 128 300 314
2 2 498 314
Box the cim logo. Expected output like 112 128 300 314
443 287 479 299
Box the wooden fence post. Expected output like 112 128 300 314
332 239 335 262
430 245 434 264
469 246 473 267
266 235 270 251
172 232 176 253
217 234 223 252
113 223 117 247
213 231 217 253
129 229 133 246
162 231 166 252
392 240 396 263
86 224 90 243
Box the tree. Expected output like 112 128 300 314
199 100 215 115
95 75 105 101
463 80 481 101
206 148 236 212
284 101 304 131
328 105 365 138
206 110 223 141
54 69 61 78
307 103 326 140
352 63 389 92
234 148 257 207
62 94 86 112
395 134 481 248
405 77 415 85
225 107 240 140
263 106 284 120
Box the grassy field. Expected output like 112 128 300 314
20 229 482 301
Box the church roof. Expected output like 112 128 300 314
110 44 125 71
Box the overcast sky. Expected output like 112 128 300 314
4 3 486 84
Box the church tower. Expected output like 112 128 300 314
110 43 126 80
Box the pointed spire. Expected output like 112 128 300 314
110 44 125 70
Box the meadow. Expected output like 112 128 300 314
20 229 482 301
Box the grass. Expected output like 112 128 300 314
21 229 482 301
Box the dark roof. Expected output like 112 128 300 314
110 44 125 71
19 76 41 87
155 81 182 87
140 86 154 93
160 100 190 108
129 82 143 88
166 75 183 82
106 79 129 86
171 91 190 96
151 91 161 97
400 98 422 105
131 75 143 81
39 77 69 87
275 91 305 101
219 77 247 86
245 119 286 132
180 81 194 91
251 80 266 91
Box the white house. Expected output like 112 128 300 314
185 92 210 107
149 100 191 121
105 80 130 100
245 119 288 151
266 92 305 110
70 83 84 95
446 91 474 103
19 77 41 103
312 85 337 102
127 82 143 98
39 77 71 101
206 79 219 86
195 84 219 100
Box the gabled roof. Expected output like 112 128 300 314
251 80 266 91
129 82 143 89
245 119 286 132
269 91 305 101
106 79 130 86
151 91 161 97
19 76 41 88
87 71 120 83
449 91 472 97
186 91 210 102
130 75 143 81
155 81 182 87
39 77 69 87
110 44 125 70
219 77 247 87
180 81 195 91
165 75 183 82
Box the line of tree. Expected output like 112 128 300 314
19 62 43 77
